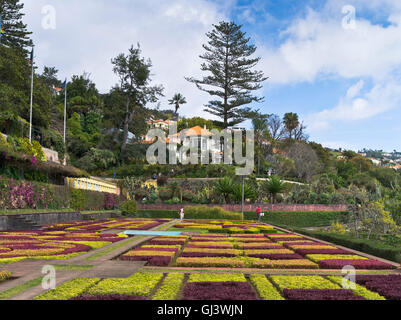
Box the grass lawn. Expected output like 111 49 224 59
0 277 43 300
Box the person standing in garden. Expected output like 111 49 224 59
256 206 262 222
179 208 185 222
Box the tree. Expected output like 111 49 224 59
283 113 299 140
0 0 33 51
168 93 187 118
111 44 164 156
67 73 101 117
285 142 321 181
262 175 288 204
249 111 271 175
0 45 52 129
267 114 285 146
39 66 61 92
215 177 234 204
186 21 268 128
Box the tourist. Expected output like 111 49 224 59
256 206 262 222
179 208 185 221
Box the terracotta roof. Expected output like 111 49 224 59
172 126 212 137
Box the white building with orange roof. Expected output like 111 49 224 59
168 125 222 162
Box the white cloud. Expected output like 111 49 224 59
255 2 401 132
21 0 228 118
305 80 401 131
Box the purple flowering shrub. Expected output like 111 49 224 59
0 176 54 210
283 289 365 300
104 193 119 210
356 275 401 300
183 282 259 300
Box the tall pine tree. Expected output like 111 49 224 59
186 21 268 128
0 0 32 51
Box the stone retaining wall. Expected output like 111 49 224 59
0 211 120 231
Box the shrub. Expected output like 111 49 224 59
159 188 173 201
165 197 181 205
184 206 242 220
104 193 119 210
70 189 88 211
182 190 197 202
120 200 138 216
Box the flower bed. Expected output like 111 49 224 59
187 273 247 283
352 275 401 300
0 228 127 262
34 278 101 300
269 275 340 291
148 236 188 246
120 250 176 266
71 294 147 300
176 257 245 268
152 273 185 301
282 289 365 300
306 254 367 263
319 259 396 270
249 274 284 300
327 276 386 300
252 259 319 269
295 248 351 255
182 282 258 300
0 271 12 282
86 273 164 297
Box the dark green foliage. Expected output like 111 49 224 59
186 21 267 128
120 200 138 216
70 189 88 211
0 0 33 51
243 211 350 228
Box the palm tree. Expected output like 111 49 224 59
283 113 299 140
263 175 288 204
215 177 234 204
168 93 187 119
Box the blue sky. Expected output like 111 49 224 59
21 0 401 152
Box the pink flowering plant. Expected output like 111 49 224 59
0 176 54 210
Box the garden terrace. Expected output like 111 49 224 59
30 272 401 300
118 220 397 271
0 218 170 263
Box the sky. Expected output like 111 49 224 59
20 0 401 152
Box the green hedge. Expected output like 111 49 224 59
137 207 242 220
137 209 348 227
290 228 401 263
242 211 350 228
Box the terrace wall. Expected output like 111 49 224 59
138 204 348 212
0 211 120 231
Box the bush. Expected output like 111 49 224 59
120 200 138 216
165 197 181 205
159 188 173 201
184 206 242 220
182 190 197 202
104 193 119 210
70 189 88 211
